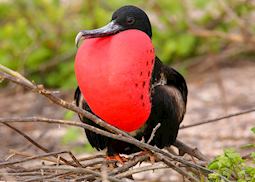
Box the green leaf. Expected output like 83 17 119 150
245 166 255 178
208 160 220 170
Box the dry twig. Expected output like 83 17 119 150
3 123 81 167
180 108 255 129
174 140 208 162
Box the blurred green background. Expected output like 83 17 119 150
1 2 255 179
1 0 254 89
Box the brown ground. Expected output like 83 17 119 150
0 59 255 181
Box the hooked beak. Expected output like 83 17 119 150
75 21 123 47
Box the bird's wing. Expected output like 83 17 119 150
74 87 109 151
140 57 188 148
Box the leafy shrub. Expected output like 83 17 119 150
208 128 255 182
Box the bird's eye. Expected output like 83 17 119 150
126 17 135 25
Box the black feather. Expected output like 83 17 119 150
74 87 108 151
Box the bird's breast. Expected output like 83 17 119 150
75 30 155 132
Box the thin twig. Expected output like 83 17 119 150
39 166 122 182
0 151 75 168
180 108 255 129
156 153 200 182
116 163 168 178
109 154 149 175
3 123 80 167
7 149 62 164
1 172 51 177
147 123 161 144
0 64 34 87
174 139 209 162
79 158 113 168
24 171 72 182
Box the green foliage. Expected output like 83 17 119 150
1 0 254 88
208 149 243 179
208 128 255 182
208 149 255 182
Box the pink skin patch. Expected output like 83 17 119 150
75 30 155 132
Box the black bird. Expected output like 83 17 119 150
74 5 188 159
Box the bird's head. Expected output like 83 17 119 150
75 5 152 47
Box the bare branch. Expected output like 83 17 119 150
174 139 209 162
109 154 149 175
24 171 71 182
3 123 80 167
147 123 161 144
115 163 168 178
180 108 255 129
38 166 122 182
0 151 72 168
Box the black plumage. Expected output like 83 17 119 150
74 5 188 156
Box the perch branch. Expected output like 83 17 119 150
174 139 209 162
109 155 149 175
115 163 168 178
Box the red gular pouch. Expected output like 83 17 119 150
75 30 155 132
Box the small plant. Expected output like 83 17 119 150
208 128 255 182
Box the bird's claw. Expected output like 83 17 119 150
106 154 128 164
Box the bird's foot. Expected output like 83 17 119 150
106 154 128 164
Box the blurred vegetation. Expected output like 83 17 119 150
208 149 255 182
1 0 255 89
